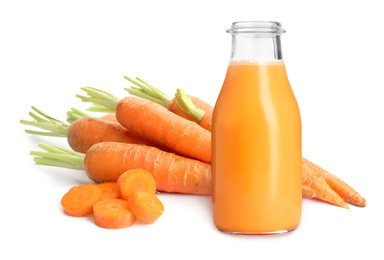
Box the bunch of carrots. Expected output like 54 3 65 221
22 76 366 229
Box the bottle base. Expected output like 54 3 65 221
218 226 298 235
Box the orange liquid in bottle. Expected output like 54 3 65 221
212 60 302 234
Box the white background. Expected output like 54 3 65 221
1 0 383 259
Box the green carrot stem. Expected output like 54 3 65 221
24 130 66 137
66 107 92 124
124 76 172 107
20 107 70 137
76 86 120 113
124 87 164 105
37 142 85 157
175 88 205 123
30 143 85 170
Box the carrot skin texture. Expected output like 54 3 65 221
302 158 366 207
199 108 213 132
93 199 136 229
168 96 212 121
84 142 212 195
99 113 119 123
302 163 348 209
67 117 164 153
116 96 211 163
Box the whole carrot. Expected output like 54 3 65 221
124 76 212 121
20 106 164 153
31 142 212 195
31 142 323 200
302 158 366 207
116 96 212 164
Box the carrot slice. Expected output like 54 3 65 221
61 184 101 217
97 182 119 200
128 191 164 223
117 169 156 200
93 199 136 229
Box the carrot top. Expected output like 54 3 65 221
20 106 71 137
174 88 205 123
124 76 173 108
76 86 120 113
20 106 94 137
30 143 85 170
77 77 177 114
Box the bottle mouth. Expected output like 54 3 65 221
227 21 286 35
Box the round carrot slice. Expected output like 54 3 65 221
117 169 156 200
93 199 136 229
128 191 164 224
97 182 119 200
61 184 101 217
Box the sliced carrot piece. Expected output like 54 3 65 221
61 184 101 217
97 182 119 200
93 199 136 229
128 191 164 224
117 169 156 200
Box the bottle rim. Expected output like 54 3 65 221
227 21 286 35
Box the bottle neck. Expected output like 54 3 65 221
230 34 283 61
227 21 285 62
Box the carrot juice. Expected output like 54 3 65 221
212 22 302 234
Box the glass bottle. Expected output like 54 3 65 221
211 21 302 234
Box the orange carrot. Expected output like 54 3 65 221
124 76 212 121
31 142 212 195
61 184 102 216
117 169 157 200
116 96 212 163
302 158 366 207
302 163 348 209
93 199 136 229
21 107 166 153
128 191 164 223
98 182 120 200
